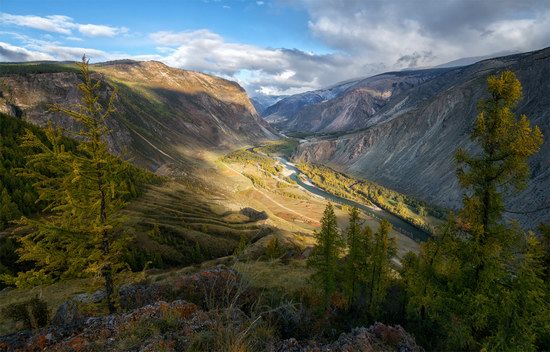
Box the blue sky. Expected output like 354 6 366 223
1 0 550 95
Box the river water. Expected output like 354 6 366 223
276 157 430 242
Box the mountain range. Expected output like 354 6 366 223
262 47 550 228
1 49 548 228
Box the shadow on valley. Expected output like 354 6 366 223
119 181 273 271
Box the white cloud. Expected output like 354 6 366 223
65 36 84 42
301 0 550 70
0 13 73 34
78 24 128 37
0 12 128 38
149 29 354 94
29 44 107 61
0 41 55 61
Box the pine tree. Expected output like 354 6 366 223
14 56 128 313
308 203 344 310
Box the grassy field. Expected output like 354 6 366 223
234 260 313 294
0 278 95 335
253 139 299 157
119 178 272 270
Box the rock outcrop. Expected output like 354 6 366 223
277 323 423 352
0 266 422 352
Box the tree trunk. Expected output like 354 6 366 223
98 166 116 314
102 231 115 314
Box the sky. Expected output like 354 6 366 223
1 0 550 96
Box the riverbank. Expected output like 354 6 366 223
276 157 431 242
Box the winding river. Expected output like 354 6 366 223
276 157 430 242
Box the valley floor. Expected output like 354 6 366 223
0 139 425 340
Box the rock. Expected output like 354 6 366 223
118 283 163 310
276 323 423 352
0 268 422 351
172 265 258 310
50 300 84 328
0 331 33 351
73 290 106 304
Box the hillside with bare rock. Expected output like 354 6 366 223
293 47 550 228
0 60 277 172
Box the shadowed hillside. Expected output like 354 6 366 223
0 60 277 172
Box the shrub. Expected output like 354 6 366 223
265 237 283 259
2 295 49 330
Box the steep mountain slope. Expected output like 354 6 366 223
294 47 550 228
263 69 450 133
0 60 276 171
250 94 287 115
263 79 358 127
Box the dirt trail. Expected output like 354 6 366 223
222 162 320 224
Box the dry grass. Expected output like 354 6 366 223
233 260 314 294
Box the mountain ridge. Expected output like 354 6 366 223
0 60 277 172
292 46 550 228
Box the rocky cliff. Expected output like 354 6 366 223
294 47 550 228
0 60 277 172
264 69 449 133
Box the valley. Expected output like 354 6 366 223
0 45 548 351
279 47 550 229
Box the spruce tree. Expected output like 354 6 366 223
308 203 344 310
14 56 128 313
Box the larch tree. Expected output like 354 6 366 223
456 70 543 285
364 219 395 318
308 202 344 310
13 56 129 313
403 70 547 350
343 206 362 302
0 188 20 229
